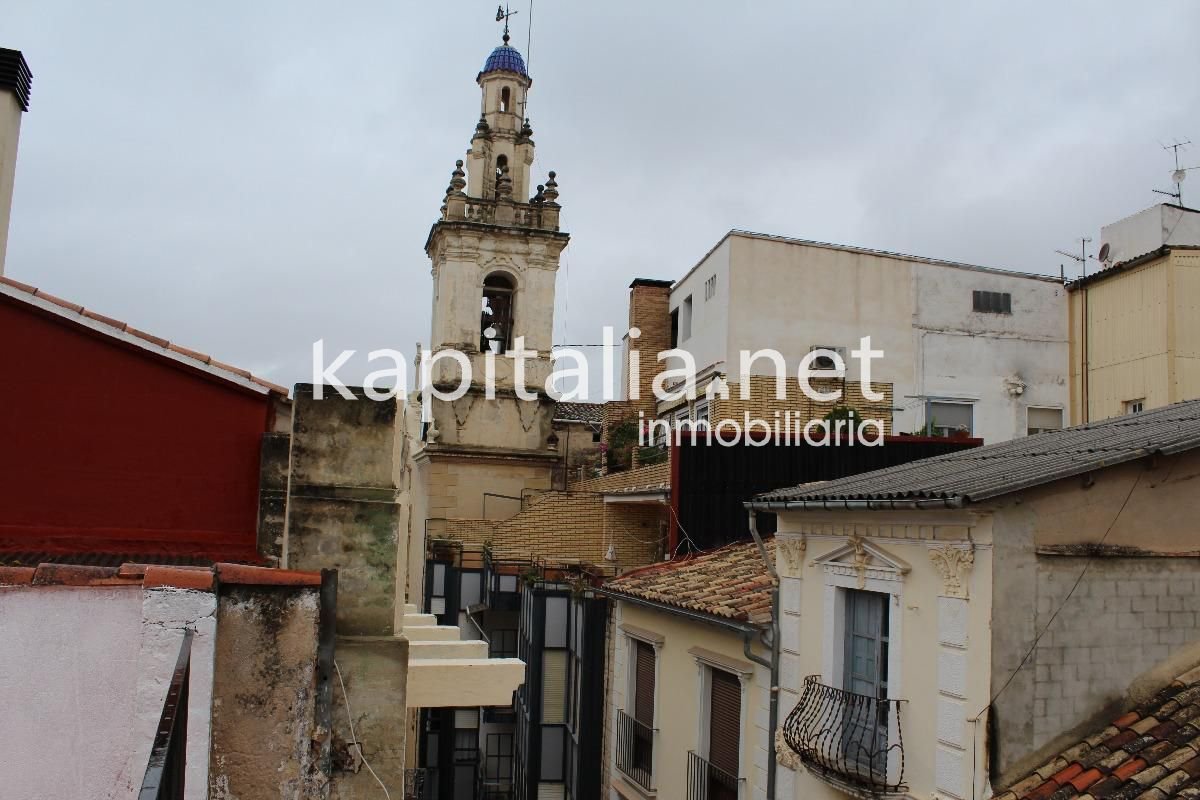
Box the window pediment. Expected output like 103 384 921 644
812 535 910 588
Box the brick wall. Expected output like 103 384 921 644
428 490 667 572
710 375 894 434
573 461 671 494
626 280 673 421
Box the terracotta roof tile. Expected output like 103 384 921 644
603 538 774 625
0 276 288 396
554 402 604 425
998 670 1200 800
0 560 322 591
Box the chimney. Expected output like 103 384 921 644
623 279 673 420
0 48 31 277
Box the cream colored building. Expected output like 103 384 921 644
1068 204 1200 424
0 48 29 277
661 231 1069 443
601 540 775 800
749 399 1200 800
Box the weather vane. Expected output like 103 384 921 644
495 4 520 45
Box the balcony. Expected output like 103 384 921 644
687 751 742 800
615 709 656 792
782 675 906 796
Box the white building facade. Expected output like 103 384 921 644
664 231 1069 443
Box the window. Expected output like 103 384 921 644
693 400 710 423
481 273 515 352
617 637 656 789
926 400 973 437
972 290 1012 314
670 308 680 348
704 667 742 796
808 345 847 371
1126 399 1145 415
705 274 717 301
484 733 514 784
681 295 694 341
843 590 890 778
1027 407 1063 435
500 86 510 113
490 629 517 659
632 640 655 727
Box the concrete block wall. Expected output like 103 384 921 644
1029 557 1200 751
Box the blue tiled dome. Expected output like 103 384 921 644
481 45 528 78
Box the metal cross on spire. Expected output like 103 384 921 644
495 4 520 44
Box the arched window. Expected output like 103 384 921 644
500 87 510 113
481 273 515 352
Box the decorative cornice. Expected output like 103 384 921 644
929 545 975 599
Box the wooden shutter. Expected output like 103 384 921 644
633 641 655 726
708 669 741 775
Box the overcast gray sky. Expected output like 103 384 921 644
6 1 1199 391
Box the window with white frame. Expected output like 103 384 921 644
926 400 973 437
1125 398 1145 415
1026 407 1063 435
694 664 743 797
617 636 657 790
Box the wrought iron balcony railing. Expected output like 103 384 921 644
687 750 742 800
404 767 430 800
782 675 906 795
615 709 656 792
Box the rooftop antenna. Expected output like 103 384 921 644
1153 139 1193 207
1055 237 1092 279
496 4 520 45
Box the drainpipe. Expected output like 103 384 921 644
748 513 780 800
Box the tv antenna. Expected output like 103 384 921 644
1055 237 1092 278
1153 139 1194 207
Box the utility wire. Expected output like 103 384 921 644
975 465 1149 720
335 660 393 799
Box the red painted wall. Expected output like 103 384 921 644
0 296 274 559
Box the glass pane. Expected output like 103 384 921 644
543 650 568 724
545 596 568 648
432 563 446 595
460 572 482 610
540 727 565 781
930 402 972 432
430 597 446 615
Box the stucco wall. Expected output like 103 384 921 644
670 237 732 375
208 585 323 799
0 584 217 800
773 514 994 800
608 601 768 800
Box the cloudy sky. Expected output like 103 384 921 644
5 1 1199 391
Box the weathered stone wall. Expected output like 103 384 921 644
328 636 409 800
208 585 325 799
285 384 403 636
257 431 290 564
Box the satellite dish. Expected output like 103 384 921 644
1098 242 1111 262
1173 169 1188 184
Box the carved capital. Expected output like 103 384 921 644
778 536 806 575
929 545 974 599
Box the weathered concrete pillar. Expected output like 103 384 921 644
283 384 404 637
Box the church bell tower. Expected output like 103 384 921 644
422 29 568 456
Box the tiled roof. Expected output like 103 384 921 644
996 665 1200 800
481 44 528 78
0 276 289 396
603 538 774 626
753 400 1200 507
554 401 604 425
0 561 322 591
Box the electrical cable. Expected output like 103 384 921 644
334 659 393 799
975 464 1151 720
